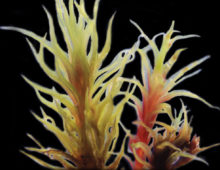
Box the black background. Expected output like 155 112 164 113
1 0 220 169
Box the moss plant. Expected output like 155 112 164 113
1 0 219 169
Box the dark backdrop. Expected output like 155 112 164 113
1 0 220 169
